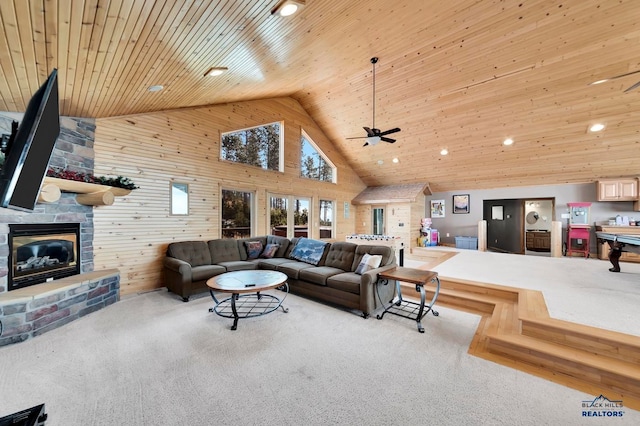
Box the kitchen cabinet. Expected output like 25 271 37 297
596 179 638 201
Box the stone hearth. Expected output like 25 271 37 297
0 270 119 346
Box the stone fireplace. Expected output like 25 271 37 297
0 115 120 346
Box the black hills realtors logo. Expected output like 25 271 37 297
582 394 624 418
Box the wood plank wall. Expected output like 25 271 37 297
93 97 366 295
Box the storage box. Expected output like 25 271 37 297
455 236 478 250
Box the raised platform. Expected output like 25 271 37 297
0 270 120 346
398 274 640 410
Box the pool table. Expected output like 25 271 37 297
595 232 640 272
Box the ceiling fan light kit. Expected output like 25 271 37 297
347 57 401 146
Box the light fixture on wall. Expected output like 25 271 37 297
204 67 228 77
271 0 305 16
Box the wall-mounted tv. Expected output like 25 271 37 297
0 69 60 211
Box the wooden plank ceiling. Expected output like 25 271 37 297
1 0 639 192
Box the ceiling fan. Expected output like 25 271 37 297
590 69 640 93
347 57 401 146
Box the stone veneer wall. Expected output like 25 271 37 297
0 115 97 293
0 114 120 346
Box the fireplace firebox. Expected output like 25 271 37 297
8 223 81 291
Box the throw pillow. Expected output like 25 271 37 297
244 241 263 260
355 253 383 275
289 237 328 266
260 243 279 259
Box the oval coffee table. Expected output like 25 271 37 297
207 270 288 330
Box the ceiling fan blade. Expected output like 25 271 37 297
363 127 375 137
608 69 640 81
380 137 396 143
379 127 401 136
624 80 640 93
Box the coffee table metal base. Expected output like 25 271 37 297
208 283 289 330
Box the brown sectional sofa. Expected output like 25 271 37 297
163 235 397 317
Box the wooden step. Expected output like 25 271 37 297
487 333 640 405
400 283 500 315
438 277 520 302
392 271 640 409
521 317 640 364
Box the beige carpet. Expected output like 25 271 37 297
408 248 640 336
1 250 639 425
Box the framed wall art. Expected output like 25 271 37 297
453 194 470 214
430 199 445 218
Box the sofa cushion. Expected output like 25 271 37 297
208 239 243 264
192 265 226 282
257 257 294 270
218 260 257 272
351 245 394 271
299 266 345 286
326 272 361 295
167 241 212 267
354 253 383 275
244 241 263 259
289 237 329 266
324 242 356 271
277 261 315 279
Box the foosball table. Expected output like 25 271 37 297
345 234 404 266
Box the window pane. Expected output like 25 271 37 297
319 199 334 239
221 122 281 171
301 132 334 182
221 189 252 239
170 182 189 215
270 196 288 237
372 208 384 235
294 198 310 238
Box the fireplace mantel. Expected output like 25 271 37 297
40 177 131 206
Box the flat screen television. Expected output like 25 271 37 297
0 69 60 211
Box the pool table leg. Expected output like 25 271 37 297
608 243 622 272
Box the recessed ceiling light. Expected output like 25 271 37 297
503 138 514 146
204 67 228 77
589 123 606 132
440 149 448 156
392 157 399 163
147 85 164 92
590 79 609 85
377 160 384 165
271 0 305 16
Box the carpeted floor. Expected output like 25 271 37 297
412 247 640 336
1 250 639 425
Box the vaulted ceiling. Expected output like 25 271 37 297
1 0 639 192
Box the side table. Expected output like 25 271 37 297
376 267 440 333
